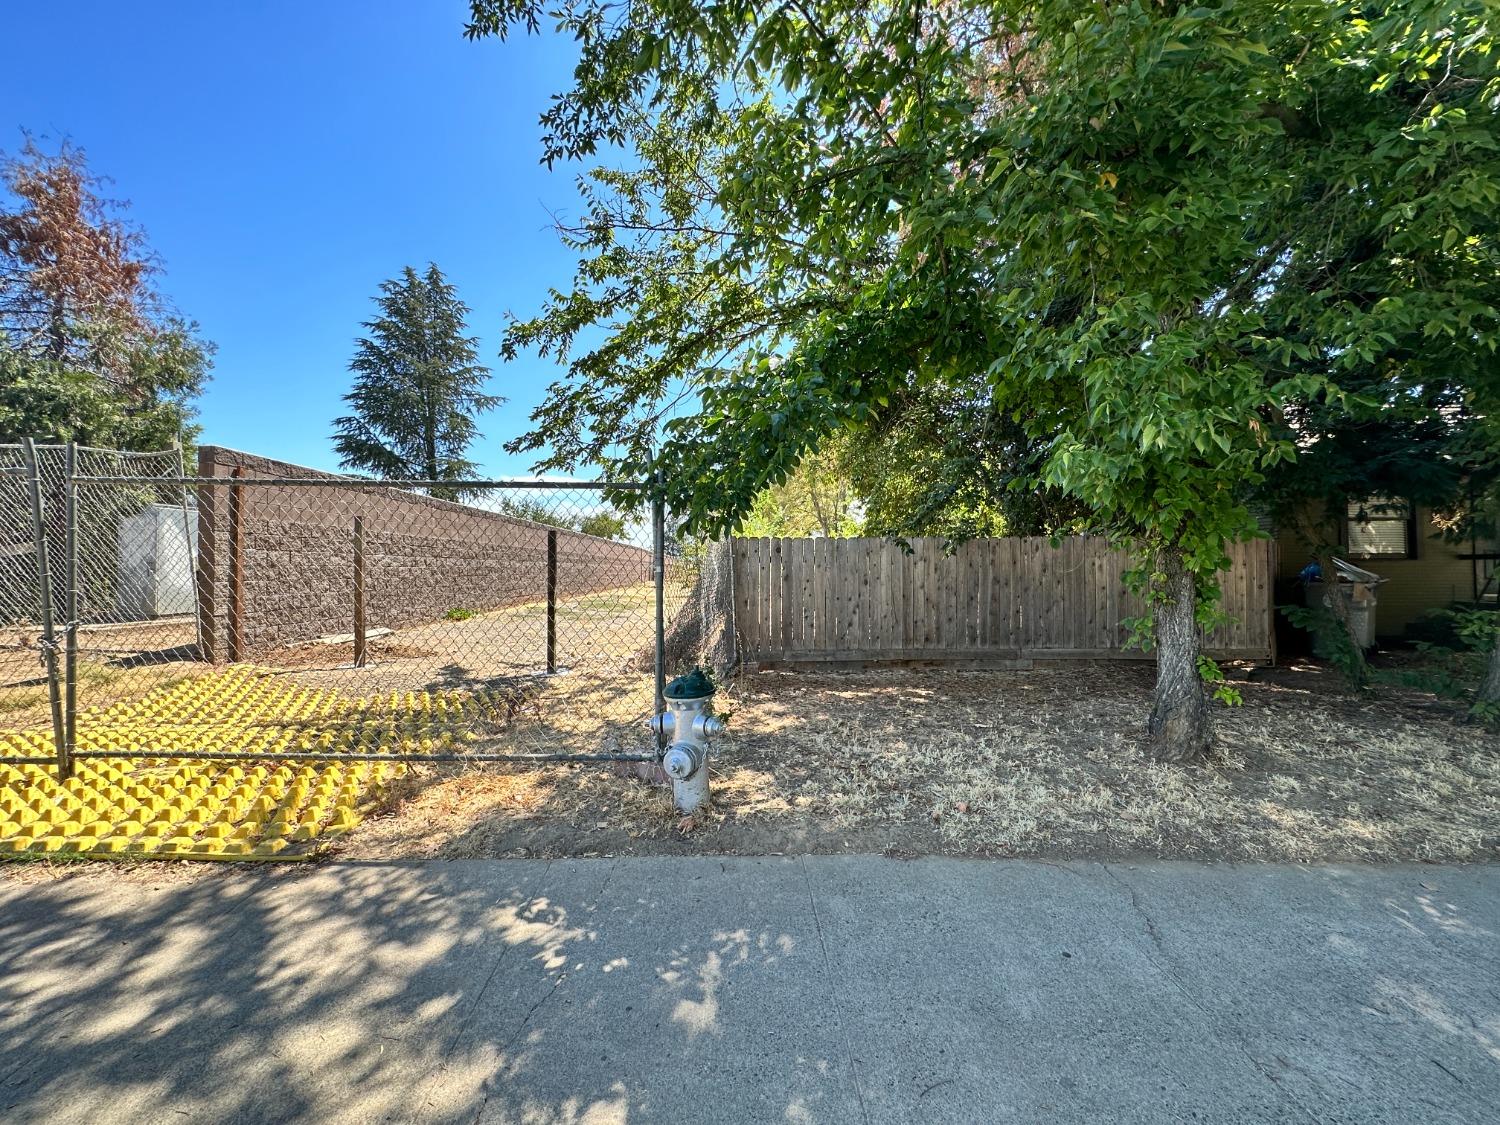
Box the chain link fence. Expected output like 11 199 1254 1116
660 514 739 680
1 442 743 779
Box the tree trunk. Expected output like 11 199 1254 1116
1308 549 1369 688
1314 550 1364 642
46 296 67 361
1146 547 1212 763
1479 636 1500 708
425 398 438 482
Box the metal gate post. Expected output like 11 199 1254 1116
652 471 666 753
21 438 69 779
63 441 79 774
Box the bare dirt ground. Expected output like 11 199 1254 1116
335 658 1500 865
258 584 661 695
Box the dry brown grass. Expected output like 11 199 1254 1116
728 664 1499 860
334 661 1500 864
3 617 211 735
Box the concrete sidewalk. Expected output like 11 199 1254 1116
0 859 1495 1124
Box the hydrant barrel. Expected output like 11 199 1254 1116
653 670 721 816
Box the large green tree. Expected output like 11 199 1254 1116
739 441 862 537
332 264 500 499
475 0 1499 760
0 137 211 450
843 377 1091 541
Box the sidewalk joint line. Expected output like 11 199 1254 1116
801 856 871 1125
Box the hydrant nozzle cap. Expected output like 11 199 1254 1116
664 667 715 700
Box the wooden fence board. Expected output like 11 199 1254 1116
755 537 767 654
803 539 814 651
732 535 1276 664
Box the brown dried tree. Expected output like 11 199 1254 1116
0 136 158 380
0 136 210 449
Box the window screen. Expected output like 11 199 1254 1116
1346 498 1413 558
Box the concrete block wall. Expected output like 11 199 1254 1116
194 447 651 660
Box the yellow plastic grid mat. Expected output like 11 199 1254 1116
0 667 510 860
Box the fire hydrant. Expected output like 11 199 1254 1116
649 669 724 815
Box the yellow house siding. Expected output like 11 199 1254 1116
1274 506 1476 637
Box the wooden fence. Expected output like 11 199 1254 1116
732 536 1276 664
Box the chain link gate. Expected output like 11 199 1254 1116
0 442 719 856
4 441 194 766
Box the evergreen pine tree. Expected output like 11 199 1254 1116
332 264 499 499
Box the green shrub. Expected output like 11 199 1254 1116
1384 607 1499 723
1280 602 1369 690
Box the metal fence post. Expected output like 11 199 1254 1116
21 438 69 779
652 472 666 752
63 441 78 776
352 515 367 668
546 528 558 674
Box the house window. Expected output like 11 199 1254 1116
1346 497 1415 559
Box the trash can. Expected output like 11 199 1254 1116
1304 558 1384 649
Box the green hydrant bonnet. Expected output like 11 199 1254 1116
664 667 715 700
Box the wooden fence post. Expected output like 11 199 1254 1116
195 447 219 663
353 515 367 668
227 465 245 662
546 528 558 673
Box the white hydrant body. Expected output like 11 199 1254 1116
649 691 723 815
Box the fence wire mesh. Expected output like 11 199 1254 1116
0 445 757 860
2 443 185 711
661 513 739 683
0 452 744 772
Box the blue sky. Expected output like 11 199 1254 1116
2 0 592 476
